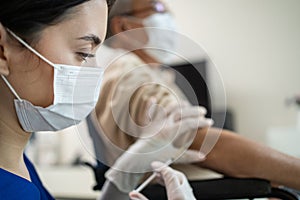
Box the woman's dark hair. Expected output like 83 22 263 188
0 0 116 43
107 0 117 11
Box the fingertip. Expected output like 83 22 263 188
197 118 214 128
198 151 207 161
129 190 137 196
129 190 139 198
206 118 214 126
199 107 207 115
129 190 147 200
151 161 164 171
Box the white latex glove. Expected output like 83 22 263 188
152 161 196 200
105 99 213 193
129 161 196 200
129 191 149 200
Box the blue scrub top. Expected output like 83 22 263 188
0 154 54 200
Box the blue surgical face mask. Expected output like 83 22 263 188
1 29 104 132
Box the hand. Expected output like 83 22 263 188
105 98 213 193
129 191 149 200
152 161 196 200
129 161 196 200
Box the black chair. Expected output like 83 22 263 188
83 162 299 200
142 177 300 200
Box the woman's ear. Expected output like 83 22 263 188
0 23 10 76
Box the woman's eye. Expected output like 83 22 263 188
76 52 95 62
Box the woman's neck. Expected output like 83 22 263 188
0 81 32 180
0 117 32 180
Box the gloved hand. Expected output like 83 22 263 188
105 99 213 193
129 191 148 200
129 161 196 200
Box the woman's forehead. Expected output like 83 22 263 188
45 0 107 41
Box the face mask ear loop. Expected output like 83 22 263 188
1 75 23 102
6 29 62 70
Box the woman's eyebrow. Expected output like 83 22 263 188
77 34 102 46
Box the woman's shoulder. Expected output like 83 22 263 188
0 158 41 199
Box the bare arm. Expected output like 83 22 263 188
189 127 300 190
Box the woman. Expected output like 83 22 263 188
0 0 109 199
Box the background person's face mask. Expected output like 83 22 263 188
142 13 179 64
1 29 104 132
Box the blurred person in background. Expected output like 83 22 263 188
87 0 300 199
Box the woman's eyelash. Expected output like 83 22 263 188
76 52 95 61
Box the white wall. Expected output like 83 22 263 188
168 0 300 142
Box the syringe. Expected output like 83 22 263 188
134 158 173 193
